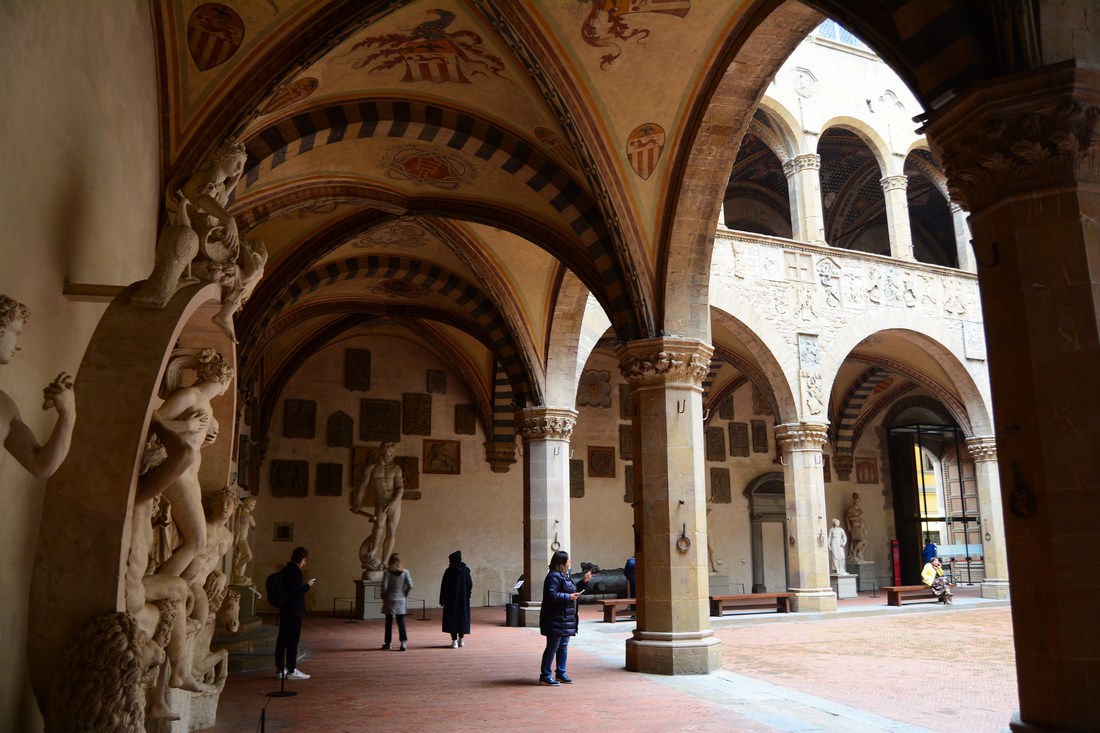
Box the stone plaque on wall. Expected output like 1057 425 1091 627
856 457 879 484
360 399 400 442
729 422 750 457
624 464 634 503
427 369 447 394
283 399 316 439
705 426 726 462
271 460 309 497
710 467 732 503
396 456 420 499
619 424 633 461
316 462 343 496
619 384 633 419
751 420 768 453
454 404 477 435
403 393 432 436
569 459 585 498
718 394 734 420
587 446 615 478
345 348 371 392
327 411 353 448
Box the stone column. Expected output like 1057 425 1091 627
880 175 915 260
774 423 835 612
950 203 976 273
513 407 576 627
965 437 1009 599
616 337 722 675
783 154 826 244
925 63 1100 733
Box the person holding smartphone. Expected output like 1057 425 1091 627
537 550 592 686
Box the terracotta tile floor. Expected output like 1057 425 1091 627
200 586 1016 733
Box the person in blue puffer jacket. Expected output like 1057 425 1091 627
538 549 592 686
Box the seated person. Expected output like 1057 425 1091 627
920 557 953 604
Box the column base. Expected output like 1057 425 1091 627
790 587 837 612
981 579 1011 600
625 629 723 675
518 601 541 628
1009 711 1074 732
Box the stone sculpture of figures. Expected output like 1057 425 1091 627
351 441 405 573
156 348 233 578
132 140 263 343
846 492 867 563
0 295 76 478
125 411 212 721
232 496 257 585
828 518 848 575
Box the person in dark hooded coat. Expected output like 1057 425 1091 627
439 550 472 647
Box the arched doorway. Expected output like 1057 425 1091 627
743 472 788 593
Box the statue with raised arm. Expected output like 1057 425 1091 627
155 348 233 578
0 295 75 478
351 441 404 573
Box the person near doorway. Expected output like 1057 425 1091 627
920 556 953 604
381 553 413 651
276 546 317 679
439 550 472 648
538 550 593 686
921 538 938 564
623 555 636 599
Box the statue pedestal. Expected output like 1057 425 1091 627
830 574 858 599
846 560 876 592
355 579 385 620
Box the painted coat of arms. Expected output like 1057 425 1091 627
627 123 666 180
577 0 691 68
346 9 505 84
187 3 245 71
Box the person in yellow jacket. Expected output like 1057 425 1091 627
921 557 953 604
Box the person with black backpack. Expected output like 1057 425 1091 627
274 546 316 680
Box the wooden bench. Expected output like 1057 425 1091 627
709 593 794 616
883 585 939 606
599 598 636 622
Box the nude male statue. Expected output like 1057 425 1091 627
351 441 405 569
0 295 75 477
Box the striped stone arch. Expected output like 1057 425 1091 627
701 345 780 424
254 255 537 405
845 379 918 459
490 363 517 445
238 99 648 341
831 366 894 456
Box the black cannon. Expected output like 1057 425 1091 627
571 565 629 601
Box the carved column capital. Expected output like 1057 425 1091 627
483 441 518 473
782 153 821 177
965 436 998 463
774 422 829 451
615 337 713 389
514 407 577 441
924 64 1100 213
880 175 908 193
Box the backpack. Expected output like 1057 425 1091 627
266 570 286 608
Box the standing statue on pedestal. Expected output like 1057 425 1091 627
0 295 76 479
828 518 848 575
351 441 404 575
155 348 233 577
232 495 257 585
845 492 867 563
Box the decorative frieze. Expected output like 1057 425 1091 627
514 407 577 440
615 337 713 388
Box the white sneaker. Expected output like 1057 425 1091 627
285 669 310 680
276 669 285 679
450 640 458 649
458 637 464 647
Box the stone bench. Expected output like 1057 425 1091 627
883 585 939 606
709 592 794 616
598 598 635 623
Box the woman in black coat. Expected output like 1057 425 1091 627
538 549 592 686
439 550 473 647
